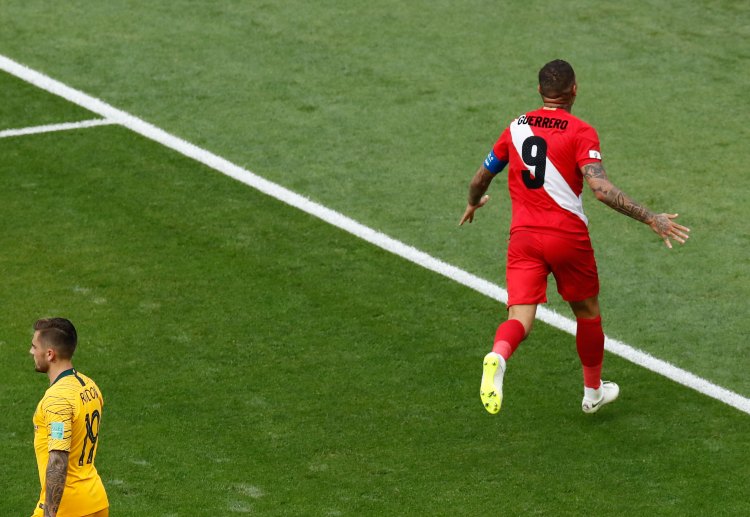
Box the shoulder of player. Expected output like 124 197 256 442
563 111 597 132
43 378 78 403
40 385 75 416
42 386 103 419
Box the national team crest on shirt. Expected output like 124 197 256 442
589 150 602 159
50 421 64 440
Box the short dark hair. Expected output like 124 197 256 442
34 318 77 359
538 59 576 98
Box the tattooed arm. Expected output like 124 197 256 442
44 450 69 517
581 162 690 248
459 166 495 225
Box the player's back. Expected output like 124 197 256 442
494 107 602 238
33 369 108 516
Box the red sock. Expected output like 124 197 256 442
576 316 604 388
492 319 527 360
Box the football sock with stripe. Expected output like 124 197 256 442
492 318 526 361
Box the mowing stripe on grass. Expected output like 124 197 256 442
1 53 747 415
0 118 115 138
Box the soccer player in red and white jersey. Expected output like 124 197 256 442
459 59 690 415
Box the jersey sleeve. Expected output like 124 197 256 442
575 123 602 168
485 127 510 174
42 393 74 452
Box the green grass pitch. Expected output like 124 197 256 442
0 1 748 515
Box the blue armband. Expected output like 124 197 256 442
483 150 508 174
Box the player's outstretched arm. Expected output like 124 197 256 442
44 450 69 517
459 166 495 225
582 162 691 248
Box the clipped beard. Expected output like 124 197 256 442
34 360 49 373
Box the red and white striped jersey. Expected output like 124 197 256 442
491 107 602 238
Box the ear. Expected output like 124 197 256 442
572 83 578 97
537 84 542 95
45 346 57 362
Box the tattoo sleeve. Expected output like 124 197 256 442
582 163 655 224
45 450 69 517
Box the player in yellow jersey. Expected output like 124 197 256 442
29 318 109 517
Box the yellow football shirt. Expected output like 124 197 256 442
32 369 108 517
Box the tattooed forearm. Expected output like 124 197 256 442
582 163 655 224
45 450 68 517
602 187 654 223
467 167 494 206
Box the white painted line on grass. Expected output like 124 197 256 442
0 118 116 138
1 53 747 416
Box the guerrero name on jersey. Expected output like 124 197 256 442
32 369 108 517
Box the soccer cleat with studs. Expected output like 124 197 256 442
480 352 505 414
581 381 620 414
